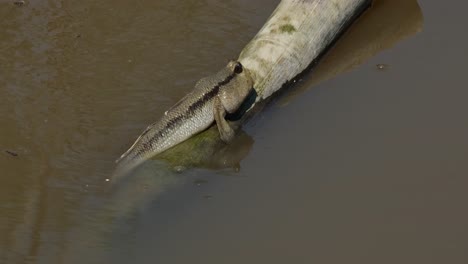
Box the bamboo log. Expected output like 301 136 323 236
239 0 371 100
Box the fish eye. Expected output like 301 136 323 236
234 62 243 74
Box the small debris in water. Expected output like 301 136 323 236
13 0 25 7
194 179 208 186
291 78 302 84
173 165 186 173
376 63 389 70
105 178 110 182
233 164 240 173
5 150 18 157
203 195 213 199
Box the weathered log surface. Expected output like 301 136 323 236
239 0 371 101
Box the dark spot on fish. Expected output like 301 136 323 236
142 141 152 151
5 150 18 157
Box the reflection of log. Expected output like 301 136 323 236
159 0 372 168
280 0 423 105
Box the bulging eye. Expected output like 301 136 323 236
234 62 243 74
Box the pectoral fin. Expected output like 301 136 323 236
214 96 235 143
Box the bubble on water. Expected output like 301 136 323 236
376 63 389 70
173 165 186 173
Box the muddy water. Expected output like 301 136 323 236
1 0 467 263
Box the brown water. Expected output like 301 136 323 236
1 0 467 263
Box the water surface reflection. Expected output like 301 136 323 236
3 1 467 264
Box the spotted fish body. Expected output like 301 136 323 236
114 61 253 180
